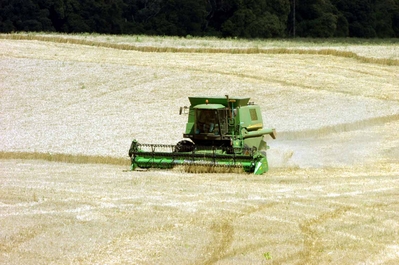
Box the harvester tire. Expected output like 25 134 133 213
174 140 195 152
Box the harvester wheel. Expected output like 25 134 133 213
174 140 195 152
128 140 138 157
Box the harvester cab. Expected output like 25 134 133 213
182 96 276 150
129 95 276 174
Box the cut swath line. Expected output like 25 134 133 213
0 151 128 166
1 33 399 66
278 113 399 140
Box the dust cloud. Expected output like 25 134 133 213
268 117 399 169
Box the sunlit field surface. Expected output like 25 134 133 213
1 34 399 264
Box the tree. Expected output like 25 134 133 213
331 0 377 38
220 0 290 38
0 0 396 38
375 0 398 37
0 0 55 32
140 0 207 36
393 0 399 37
295 0 344 37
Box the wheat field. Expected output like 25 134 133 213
1 34 399 264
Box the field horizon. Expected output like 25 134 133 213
1 33 398 264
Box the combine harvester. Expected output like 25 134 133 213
129 95 276 174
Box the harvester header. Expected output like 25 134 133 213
188 96 250 107
129 95 276 175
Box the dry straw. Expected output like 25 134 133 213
1 33 398 66
0 151 128 166
279 113 399 140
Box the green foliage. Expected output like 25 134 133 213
374 0 398 37
221 0 290 38
0 0 55 32
0 0 397 38
146 0 207 36
263 252 272 260
295 0 341 37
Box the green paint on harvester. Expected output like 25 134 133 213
129 95 276 175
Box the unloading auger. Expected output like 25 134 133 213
128 95 276 175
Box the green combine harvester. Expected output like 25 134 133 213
129 95 276 174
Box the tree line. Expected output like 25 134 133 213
1 0 398 38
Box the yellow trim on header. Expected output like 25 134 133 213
247 123 263 130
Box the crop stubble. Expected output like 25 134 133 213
0 36 399 264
